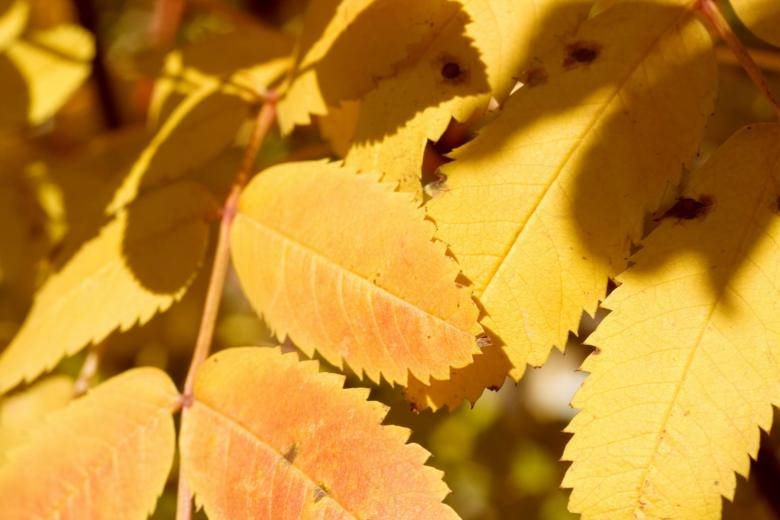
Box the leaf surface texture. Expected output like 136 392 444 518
180 347 459 520
0 368 179 519
563 124 780 519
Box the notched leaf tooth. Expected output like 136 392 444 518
657 195 713 221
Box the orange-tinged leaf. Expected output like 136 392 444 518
0 368 179 519
0 182 215 393
731 0 780 46
180 347 459 520
563 124 780 519
229 160 481 385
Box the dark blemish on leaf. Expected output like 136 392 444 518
441 62 461 80
410 402 421 415
487 385 501 391
313 484 328 503
657 195 713 220
563 41 602 68
523 67 548 87
284 443 298 464
476 333 492 349
683 410 690 416
714 480 719 486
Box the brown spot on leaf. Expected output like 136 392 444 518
284 443 297 464
313 484 329 503
523 67 548 87
441 62 462 80
657 196 713 221
564 41 601 68
476 333 492 349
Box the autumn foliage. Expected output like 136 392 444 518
1 0 780 518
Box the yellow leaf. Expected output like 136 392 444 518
230 160 481 385
0 181 215 393
0 375 71 462
0 0 28 51
180 347 459 519
109 85 248 212
426 0 716 382
562 124 780 519
732 0 780 46
0 368 179 519
2 24 94 126
276 0 454 133
343 0 592 196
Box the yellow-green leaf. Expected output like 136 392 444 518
0 375 72 462
343 0 592 196
230 160 481 385
2 24 94 126
732 0 780 46
0 0 28 51
563 124 780 519
180 347 459 519
427 0 716 382
0 181 215 393
0 368 179 519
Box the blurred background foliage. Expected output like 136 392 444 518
1 0 780 518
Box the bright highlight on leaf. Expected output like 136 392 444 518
0 0 28 51
0 368 179 519
230 160 481 386
180 347 459 520
731 0 780 46
427 1 717 381
563 124 780 519
0 182 215 393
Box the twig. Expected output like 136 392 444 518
175 98 277 520
72 0 121 128
694 0 780 119
715 45 780 74
149 0 186 49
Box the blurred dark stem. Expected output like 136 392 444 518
754 433 780 518
72 0 121 128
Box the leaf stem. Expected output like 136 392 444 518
694 0 780 119
175 98 277 520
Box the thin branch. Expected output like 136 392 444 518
149 0 186 49
715 45 780 74
175 98 277 520
694 0 780 119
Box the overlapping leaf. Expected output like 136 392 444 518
230 160 481 385
563 124 780 519
0 368 179 519
344 0 593 196
422 0 717 398
180 347 459 519
1 24 94 126
0 182 215 393
732 0 780 46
